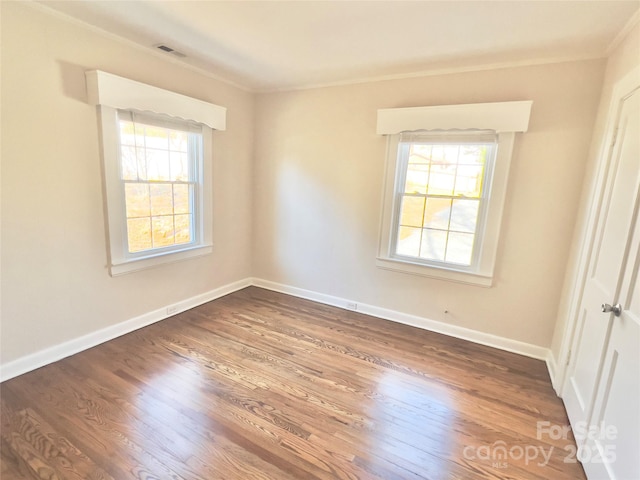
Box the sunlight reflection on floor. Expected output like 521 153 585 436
363 369 455 476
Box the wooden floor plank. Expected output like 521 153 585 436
1 287 586 479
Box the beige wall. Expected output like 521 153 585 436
1 1 621 369
0 3 254 364
253 60 605 348
550 23 640 362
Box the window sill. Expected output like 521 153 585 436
110 244 213 276
375 257 493 287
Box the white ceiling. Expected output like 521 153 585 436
38 0 640 91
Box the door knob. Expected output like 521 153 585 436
601 303 622 317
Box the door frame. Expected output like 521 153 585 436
555 66 640 395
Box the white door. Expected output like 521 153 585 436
584 192 640 479
562 73 639 480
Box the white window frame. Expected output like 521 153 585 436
115 110 204 260
376 101 532 287
86 70 226 276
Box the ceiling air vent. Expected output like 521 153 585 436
154 44 187 58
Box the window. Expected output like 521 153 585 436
393 131 495 267
118 111 202 256
86 70 226 275
377 101 532 286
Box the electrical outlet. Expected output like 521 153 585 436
166 305 179 315
346 302 358 311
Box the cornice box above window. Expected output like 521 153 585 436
376 101 532 135
85 70 226 130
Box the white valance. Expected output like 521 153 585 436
85 70 226 130
377 101 532 135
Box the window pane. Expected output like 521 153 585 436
420 229 447 262
170 152 189 181
450 199 480 233
146 149 171 181
442 145 460 165
175 214 192 244
133 123 146 148
170 131 188 152
119 121 136 147
399 196 425 227
150 184 173 216
424 198 451 230
152 216 175 247
143 125 169 150
445 232 475 265
454 164 484 198
396 226 421 257
430 145 445 164
427 165 456 196
410 144 432 161
127 217 152 253
135 147 148 181
173 184 191 214
124 184 150 218
120 146 137 180
404 163 428 194
459 144 487 165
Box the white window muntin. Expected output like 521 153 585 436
389 131 497 272
116 110 204 260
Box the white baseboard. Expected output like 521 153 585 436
252 278 550 361
0 278 252 382
546 351 561 395
1 276 554 383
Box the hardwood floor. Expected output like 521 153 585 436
1 287 585 479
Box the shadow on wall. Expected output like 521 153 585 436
274 159 344 287
58 60 113 270
58 60 90 104
272 150 381 293
255 92 389 297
